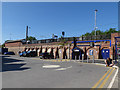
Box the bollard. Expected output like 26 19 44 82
82 56 83 63
79 56 80 61
82 54 84 63
65 56 67 59
65 56 67 61
93 55 94 63
75 56 77 60
87 55 89 63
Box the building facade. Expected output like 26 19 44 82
4 33 120 60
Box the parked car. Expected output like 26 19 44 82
26 51 36 57
19 51 37 57
19 51 27 57
40 52 53 59
4 52 15 55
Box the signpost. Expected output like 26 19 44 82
87 52 89 63
89 50 94 63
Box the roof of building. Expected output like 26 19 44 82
5 39 25 43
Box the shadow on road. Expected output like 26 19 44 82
1 56 31 72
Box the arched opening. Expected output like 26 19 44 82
101 48 110 59
87 48 98 59
45 47 47 53
28 48 30 51
72 47 83 60
24 48 27 51
38 48 42 56
63 48 67 59
55 47 59 59
35 48 39 56
42 48 46 53
50 48 54 59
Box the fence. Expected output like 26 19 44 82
25 35 111 44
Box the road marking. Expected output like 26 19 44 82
55 66 72 71
92 67 112 88
99 68 115 88
55 68 67 70
108 66 119 88
5 62 27 64
42 65 60 68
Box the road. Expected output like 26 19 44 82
1 55 118 88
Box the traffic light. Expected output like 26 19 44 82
73 37 77 48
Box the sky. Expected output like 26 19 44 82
2 2 118 44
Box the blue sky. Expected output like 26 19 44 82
2 2 118 44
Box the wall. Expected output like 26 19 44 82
4 33 120 59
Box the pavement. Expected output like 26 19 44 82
1 55 119 89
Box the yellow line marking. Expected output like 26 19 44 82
92 67 112 88
99 68 115 88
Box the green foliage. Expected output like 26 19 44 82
27 36 37 41
58 36 68 46
0 43 5 48
81 28 118 37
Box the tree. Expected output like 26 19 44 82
0 43 5 48
81 28 118 37
27 36 37 41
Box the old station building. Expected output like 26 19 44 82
4 33 120 60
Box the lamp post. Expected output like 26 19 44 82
95 9 98 39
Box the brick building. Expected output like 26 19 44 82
4 33 120 60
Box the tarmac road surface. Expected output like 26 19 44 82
1 55 118 88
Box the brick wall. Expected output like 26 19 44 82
5 42 22 47
4 33 120 59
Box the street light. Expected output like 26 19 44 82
94 9 98 38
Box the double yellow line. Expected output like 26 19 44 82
92 67 115 88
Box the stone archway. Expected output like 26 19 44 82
55 47 59 59
86 47 99 59
63 47 67 59
37 47 42 56
50 48 54 59
100 47 110 59
72 47 83 60
35 48 39 56
28 48 30 51
45 47 47 53
24 48 27 51
42 48 46 53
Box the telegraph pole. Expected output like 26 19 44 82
26 26 28 42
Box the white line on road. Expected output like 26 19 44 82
108 66 119 88
42 65 60 68
5 62 27 64
55 66 72 71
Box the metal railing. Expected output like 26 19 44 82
24 35 111 44
80 35 111 41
